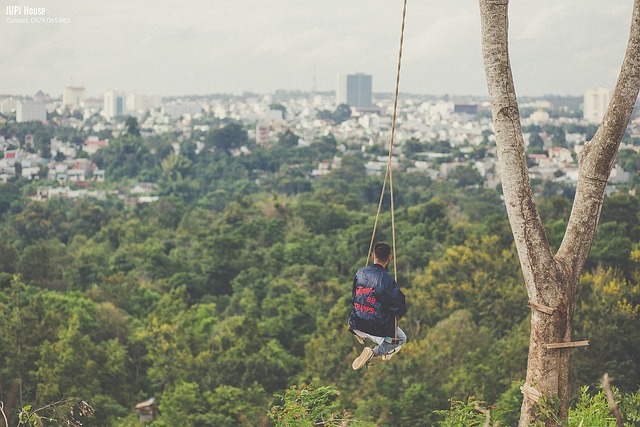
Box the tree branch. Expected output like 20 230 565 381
474 403 491 427
602 374 624 427
558 0 640 277
478 0 556 302
0 401 8 427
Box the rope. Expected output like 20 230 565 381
366 0 407 283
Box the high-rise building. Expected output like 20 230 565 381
103 90 126 120
63 86 86 108
583 87 611 123
127 93 162 114
256 122 269 145
16 101 46 123
337 73 372 109
0 97 17 115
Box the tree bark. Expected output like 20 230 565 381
478 0 640 425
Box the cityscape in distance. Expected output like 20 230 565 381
1 73 639 202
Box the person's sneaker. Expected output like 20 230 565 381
354 335 365 345
381 346 401 361
352 347 374 370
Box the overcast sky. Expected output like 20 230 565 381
1 0 635 99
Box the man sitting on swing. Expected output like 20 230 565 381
349 242 408 370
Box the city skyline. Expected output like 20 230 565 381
1 1 635 98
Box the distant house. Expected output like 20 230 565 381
67 168 86 182
33 186 51 201
528 154 552 167
0 159 15 176
529 165 561 181
548 147 574 164
83 137 109 155
610 164 631 184
439 161 466 179
474 159 497 178
21 166 41 180
310 161 331 178
137 196 160 203
130 182 158 195
529 109 550 123
135 398 157 423
92 169 105 182
74 158 94 176
56 173 68 185
365 160 387 175
407 161 439 180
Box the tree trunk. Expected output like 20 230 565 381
478 0 640 425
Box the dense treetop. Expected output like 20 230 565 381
0 117 639 426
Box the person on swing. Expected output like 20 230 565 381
349 242 407 370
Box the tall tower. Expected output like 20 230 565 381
337 73 372 109
583 87 611 123
63 86 86 108
103 90 126 120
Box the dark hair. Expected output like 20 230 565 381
374 242 391 261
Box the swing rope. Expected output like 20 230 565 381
366 0 408 283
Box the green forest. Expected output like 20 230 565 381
1 117 640 426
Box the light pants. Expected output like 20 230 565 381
353 327 407 356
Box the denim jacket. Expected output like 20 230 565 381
349 264 407 338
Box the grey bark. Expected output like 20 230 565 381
478 0 640 425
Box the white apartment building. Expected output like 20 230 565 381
583 87 611 123
127 94 162 114
103 90 126 120
0 97 18 115
63 86 86 108
16 101 46 123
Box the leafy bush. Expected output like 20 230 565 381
269 384 374 427
434 397 490 427
568 386 616 427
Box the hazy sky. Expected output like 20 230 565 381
1 0 635 98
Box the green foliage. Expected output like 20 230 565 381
17 239 69 290
269 384 373 427
93 134 158 181
572 269 640 391
433 385 640 427
434 397 489 427
205 123 248 153
0 181 23 217
447 165 483 188
316 104 352 125
0 240 18 274
567 386 616 427
124 116 141 137
152 381 267 427
333 104 352 124
11 399 95 427
588 222 634 272
402 138 428 156
1 119 640 426
619 388 640 425
278 129 300 148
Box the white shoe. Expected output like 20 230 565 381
352 347 374 370
381 346 401 361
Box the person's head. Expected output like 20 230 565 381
373 242 392 266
